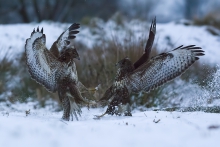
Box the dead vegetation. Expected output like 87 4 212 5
0 24 216 109
194 11 220 30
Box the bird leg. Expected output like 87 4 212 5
118 103 132 116
69 100 82 121
61 95 71 121
70 83 96 106
77 82 100 94
93 103 132 120
87 87 98 95
95 87 132 118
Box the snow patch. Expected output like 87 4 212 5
0 103 220 147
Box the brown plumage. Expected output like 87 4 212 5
96 19 205 118
25 23 94 121
133 17 156 69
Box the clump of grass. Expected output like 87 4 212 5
0 49 13 101
0 50 56 105
194 11 220 30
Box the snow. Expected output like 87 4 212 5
77 19 220 65
0 22 71 61
1 20 220 64
0 103 220 147
156 22 220 64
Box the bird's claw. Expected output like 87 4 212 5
69 102 82 121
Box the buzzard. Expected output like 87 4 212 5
25 24 95 121
96 19 205 118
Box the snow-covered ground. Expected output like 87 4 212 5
0 103 220 147
0 19 220 64
1 20 220 147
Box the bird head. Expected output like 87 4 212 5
59 47 80 64
115 57 132 69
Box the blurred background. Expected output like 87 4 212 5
0 0 220 25
1 0 220 111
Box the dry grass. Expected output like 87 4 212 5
0 27 215 108
75 35 149 100
194 11 220 30
0 50 57 105
75 37 214 108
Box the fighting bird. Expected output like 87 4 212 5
25 24 95 121
96 18 205 118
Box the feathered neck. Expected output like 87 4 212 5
115 65 134 81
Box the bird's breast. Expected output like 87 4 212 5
66 64 78 82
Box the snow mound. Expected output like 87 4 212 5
0 103 220 147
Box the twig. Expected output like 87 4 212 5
208 125 220 130
153 119 160 123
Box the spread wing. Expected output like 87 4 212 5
133 17 156 69
50 23 80 58
127 45 205 93
25 28 67 92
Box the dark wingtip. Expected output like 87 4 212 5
188 47 202 50
150 16 156 30
153 16 156 28
196 53 205 56
69 30 79 35
37 27 39 32
193 50 205 53
67 23 80 40
69 23 80 31
31 28 36 36
68 36 76 39
41 27 43 33
195 57 199 60
173 45 184 50
181 45 196 49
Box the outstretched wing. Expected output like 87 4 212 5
25 28 67 92
50 23 80 58
133 17 156 69
127 45 204 93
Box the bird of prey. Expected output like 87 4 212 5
96 18 205 118
25 23 95 121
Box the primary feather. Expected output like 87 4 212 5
127 45 204 93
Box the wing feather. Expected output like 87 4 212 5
133 17 156 69
50 23 80 57
25 29 67 92
127 45 205 93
